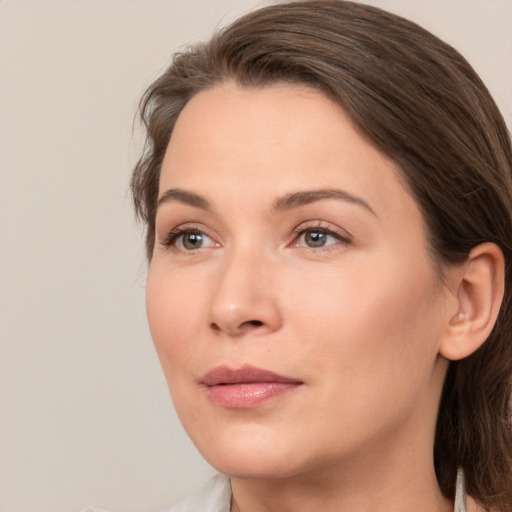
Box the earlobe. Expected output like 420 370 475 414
440 243 505 361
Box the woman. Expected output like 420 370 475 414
131 1 512 511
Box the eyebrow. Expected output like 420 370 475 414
156 187 376 216
273 188 377 216
157 188 212 211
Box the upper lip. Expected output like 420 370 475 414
200 364 302 386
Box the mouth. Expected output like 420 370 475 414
200 364 303 409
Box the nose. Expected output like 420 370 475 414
208 251 282 337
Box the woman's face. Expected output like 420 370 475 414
146 83 452 479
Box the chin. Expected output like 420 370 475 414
190 425 308 480
209 454 305 481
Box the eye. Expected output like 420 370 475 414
302 230 335 248
292 223 351 250
178 231 213 250
162 227 219 251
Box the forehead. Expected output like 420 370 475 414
160 82 417 220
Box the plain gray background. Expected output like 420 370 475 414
1 1 511 511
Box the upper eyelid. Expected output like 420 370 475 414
292 220 353 239
160 223 217 248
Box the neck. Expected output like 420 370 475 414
230 436 452 512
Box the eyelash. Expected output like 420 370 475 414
160 222 352 251
161 224 212 249
291 222 352 249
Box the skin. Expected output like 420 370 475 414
146 83 490 511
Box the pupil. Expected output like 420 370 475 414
306 231 326 247
184 233 203 249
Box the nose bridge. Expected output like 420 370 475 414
208 243 281 336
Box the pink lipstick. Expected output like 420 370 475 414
201 365 302 408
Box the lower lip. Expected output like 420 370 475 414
205 382 301 408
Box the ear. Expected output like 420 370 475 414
439 243 505 361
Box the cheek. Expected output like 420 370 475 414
285 256 444 385
145 265 205 374
286 266 445 449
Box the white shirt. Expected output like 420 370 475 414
161 474 231 512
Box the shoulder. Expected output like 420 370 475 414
161 474 231 512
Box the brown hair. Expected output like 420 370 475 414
131 1 512 509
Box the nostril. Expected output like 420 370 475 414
210 320 263 331
239 319 264 330
209 319 267 334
